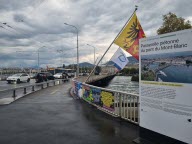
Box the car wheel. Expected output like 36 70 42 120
17 79 20 84
27 78 30 82
7 81 11 84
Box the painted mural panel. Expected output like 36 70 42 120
82 84 114 111
74 81 82 98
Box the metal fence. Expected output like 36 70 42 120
72 78 139 125
0 79 68 105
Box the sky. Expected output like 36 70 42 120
0 0 191 68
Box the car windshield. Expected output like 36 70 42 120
12 74 22 77
39 73 46 75
55 73 62 75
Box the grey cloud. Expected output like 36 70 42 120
0 0 191 67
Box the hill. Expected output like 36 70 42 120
79 62 94 68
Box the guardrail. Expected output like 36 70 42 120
0 79 68 105
72 77 139 125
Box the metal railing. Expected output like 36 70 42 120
0 79 68 105
72 78 139 125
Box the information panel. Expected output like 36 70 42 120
139 29 192 144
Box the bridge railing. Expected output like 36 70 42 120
0 79 68 104
72 78 139 125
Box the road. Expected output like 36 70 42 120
0 79 40 101
0 82 139 144
0 79 64 101
0 79 36 91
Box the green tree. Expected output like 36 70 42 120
157 12 191 34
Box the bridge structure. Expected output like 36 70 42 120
0 74 186 144
0 74 141 144
72 75 187 144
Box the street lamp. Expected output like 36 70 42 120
87 44 96 65
64 23 79 77
38 46 46 72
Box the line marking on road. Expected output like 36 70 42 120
50 90 58 95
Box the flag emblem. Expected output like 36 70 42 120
110 48 129 71
114 13 145 60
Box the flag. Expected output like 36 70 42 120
111 48 129 71
114 12 145 60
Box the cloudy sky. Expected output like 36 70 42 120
0 0 191 68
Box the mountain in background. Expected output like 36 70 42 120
29 57 138 69
79 62 94 68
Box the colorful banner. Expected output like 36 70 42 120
82 84 115 111
74 81 82 97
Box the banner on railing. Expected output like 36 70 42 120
74 81 83 98
82 84 115 111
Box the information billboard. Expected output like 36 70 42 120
139 29 192 144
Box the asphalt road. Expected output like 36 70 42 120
0 82 139 144
0 79 64 101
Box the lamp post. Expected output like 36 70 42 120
38 46 46 72
87 44 96 65
64 23 79 77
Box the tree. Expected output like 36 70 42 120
157 12 191 34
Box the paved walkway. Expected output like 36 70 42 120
0 82 139 144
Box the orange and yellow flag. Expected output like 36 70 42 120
114 13 145 60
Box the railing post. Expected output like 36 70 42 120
123 94 125 118
41 84 44 89
13 90 16 99
133 97 136 122
32 86 35 92
119 93 122 118
53 81 55 86
114 92 119 116
47 83 49 87
24 88 27 94
137 97 139 124
130 96 132 121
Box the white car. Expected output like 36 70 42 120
53 73 62 79
7 73 30 84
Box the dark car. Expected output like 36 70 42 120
35 72 55 83
61 72 69 82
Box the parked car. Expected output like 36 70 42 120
35 72 55 83
53 73 62 79
7 73 30 84
63 69 75 78
61 72 69 82
30 73 37 79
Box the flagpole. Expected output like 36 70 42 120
85 6 138 82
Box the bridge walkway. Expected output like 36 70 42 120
0 81 139 144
